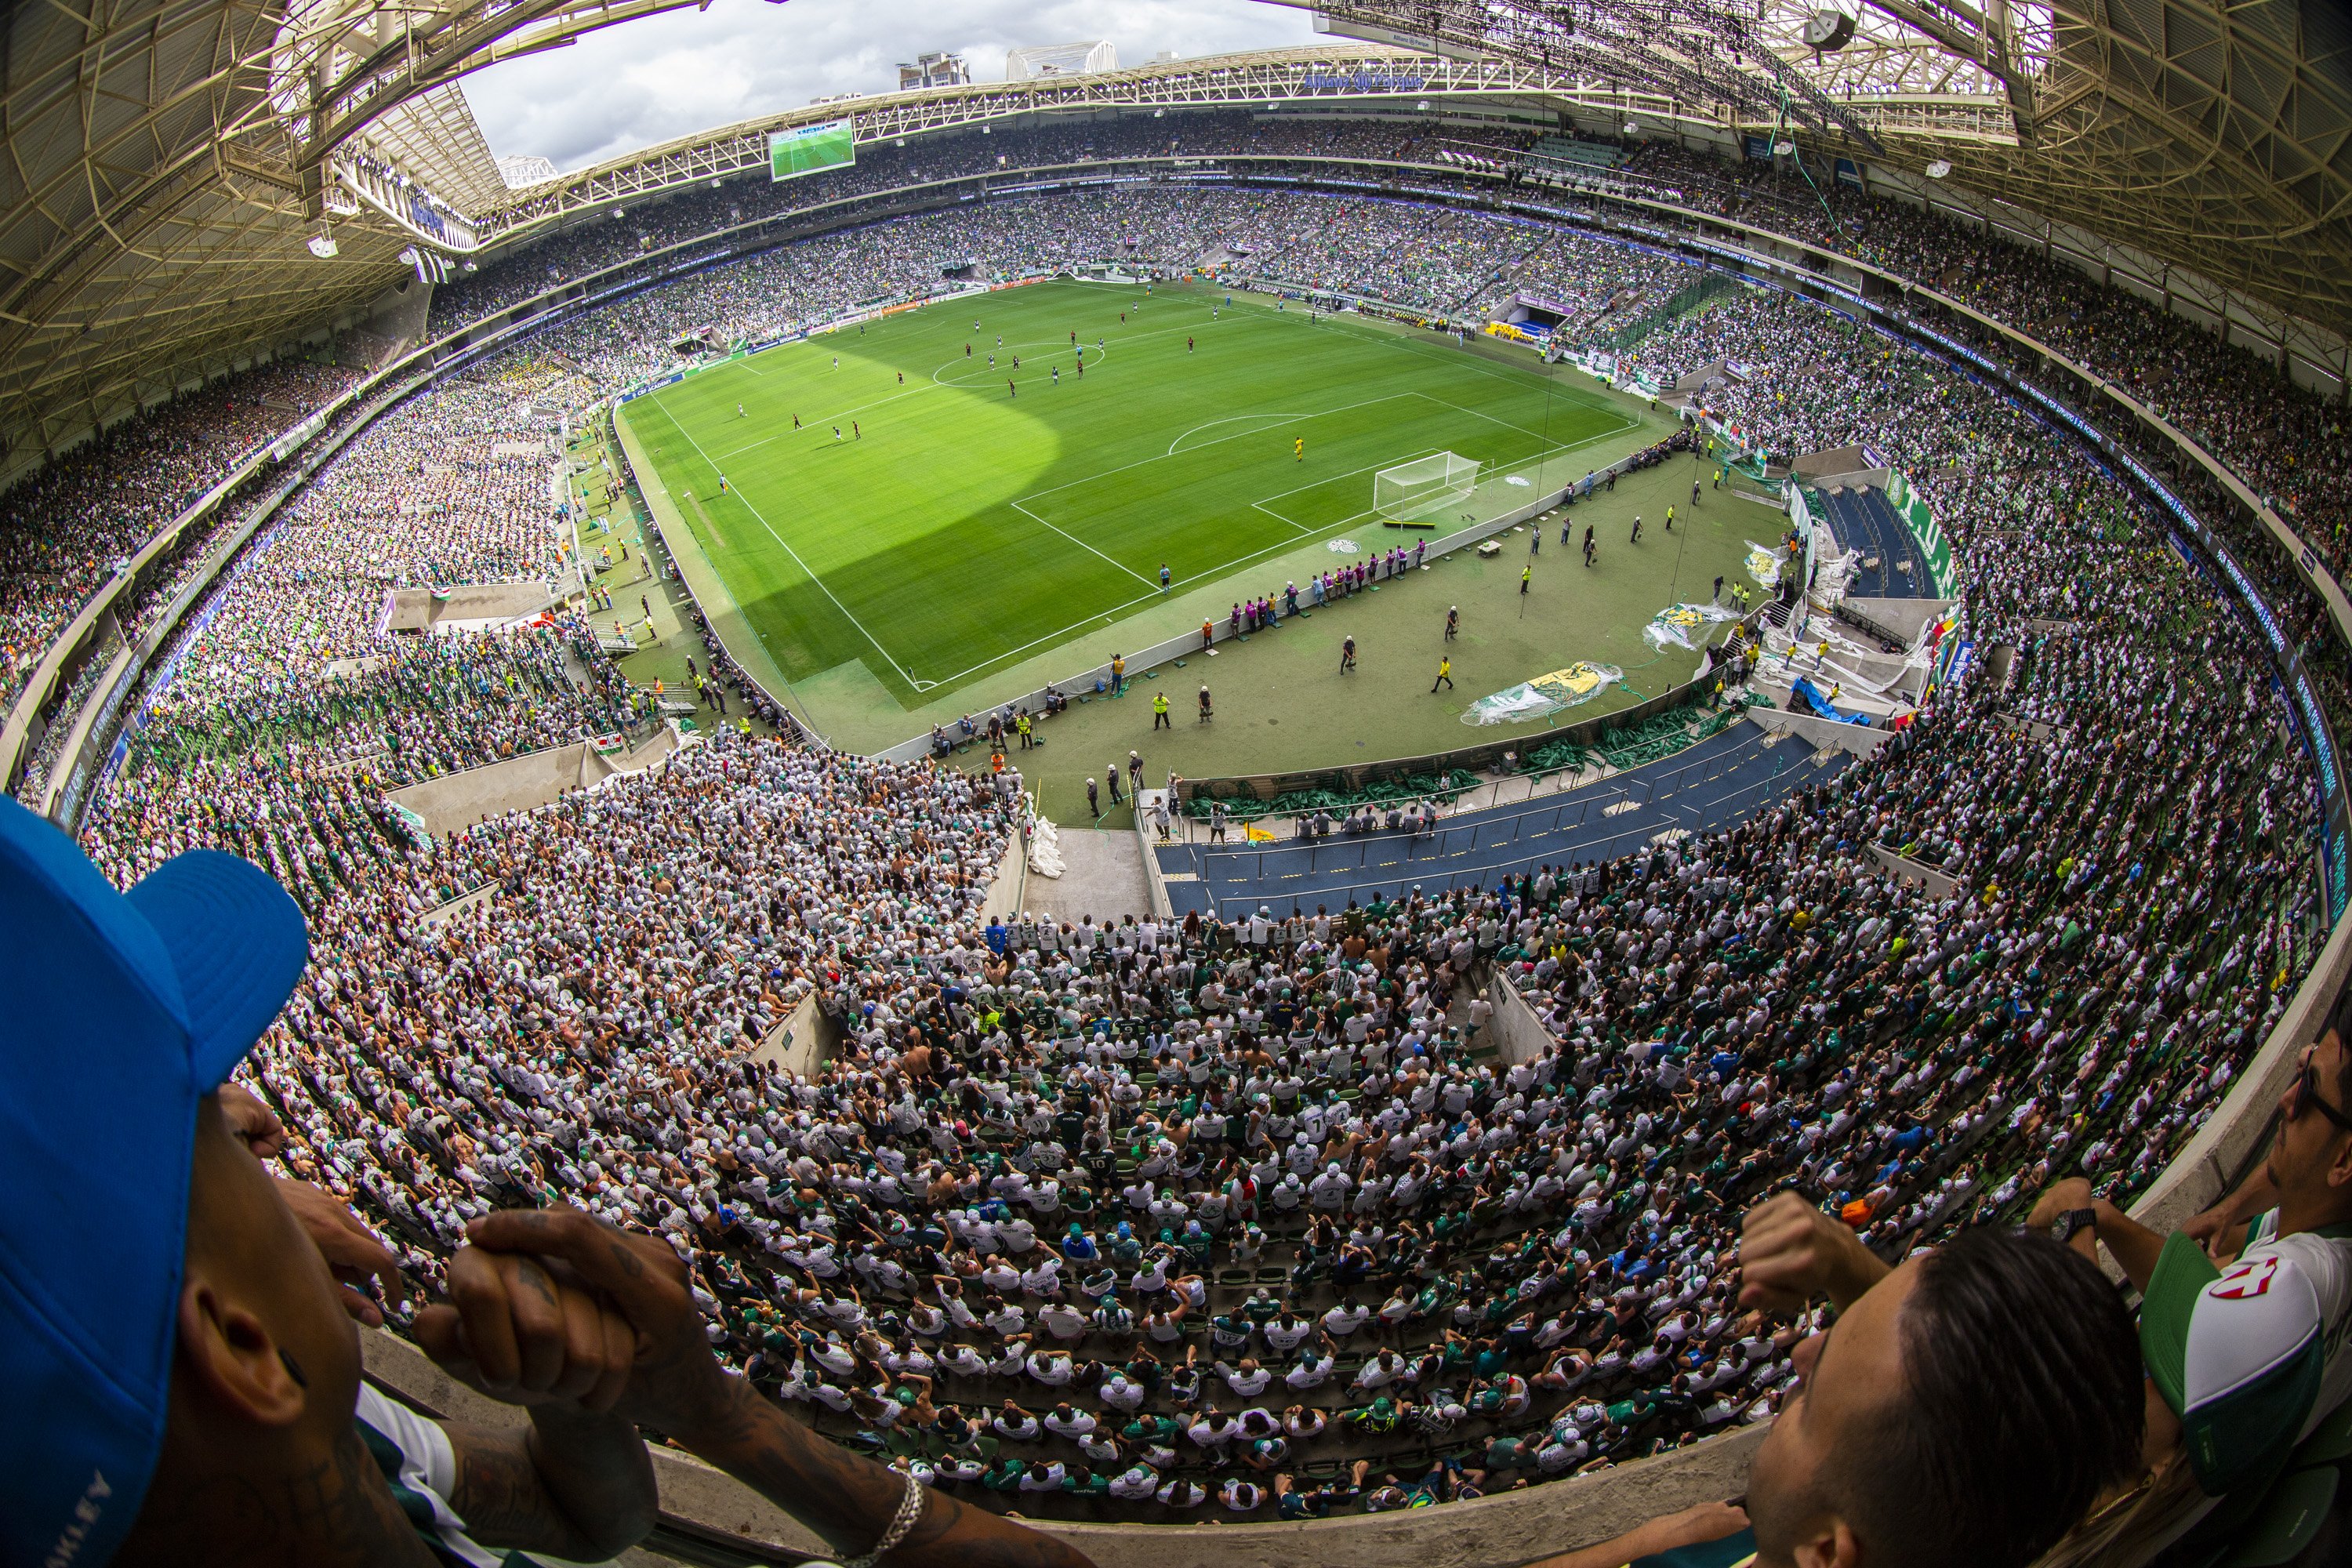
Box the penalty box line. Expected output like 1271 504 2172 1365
1252 422 1632 534
901 409 1644 693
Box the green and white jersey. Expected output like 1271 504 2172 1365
2142 1214 2352 1496
354 1383 608 1568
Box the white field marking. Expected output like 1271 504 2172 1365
655 301 1632 694
1317 314 1642 430
1252 423 1630 534
1018 391 1427 508
642 397 923 690
1251 446 1441 534
1007 498 1160 589
929 339 1109 390
1414 393 1570 445
897 412 1640 692
1168 413 1288 455
1159 383 1432 456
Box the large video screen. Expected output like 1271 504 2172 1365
769 119 857 182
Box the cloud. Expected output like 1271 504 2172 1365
463 0 1321 172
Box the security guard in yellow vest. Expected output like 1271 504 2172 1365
1152 691 1171 730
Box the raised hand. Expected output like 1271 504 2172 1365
1735 1190 1890 1315
275 1177 412 1327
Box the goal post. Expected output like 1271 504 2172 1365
1374 452 1479 526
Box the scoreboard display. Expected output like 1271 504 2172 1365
769 119 857 182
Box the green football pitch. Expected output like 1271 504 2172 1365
617 278 1641 719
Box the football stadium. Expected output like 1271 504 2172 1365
2 4 2349 1567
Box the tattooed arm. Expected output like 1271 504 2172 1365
677 1378 1096 1568
443 1410 658 1561
460 1207 1098 1568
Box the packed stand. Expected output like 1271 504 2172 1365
0 360 360 706
53 172 2327 1526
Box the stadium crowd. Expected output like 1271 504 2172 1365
0 359 359 706
20 108 2343 782
6 152 2328 1544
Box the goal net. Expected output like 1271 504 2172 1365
1374 452 1480 522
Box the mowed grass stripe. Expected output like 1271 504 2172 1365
622 279 1632 706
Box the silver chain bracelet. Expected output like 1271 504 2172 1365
837 1470 928 1568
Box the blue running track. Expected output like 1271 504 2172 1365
1157 720 1850 917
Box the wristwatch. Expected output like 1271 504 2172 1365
2051 1207 2098 1245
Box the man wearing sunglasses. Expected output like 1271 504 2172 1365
2027 989 2352 1515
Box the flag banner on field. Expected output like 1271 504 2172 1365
1327 538 1360 554
1744 540 1784 588
1463 662 1622 726
1642 601 1743 652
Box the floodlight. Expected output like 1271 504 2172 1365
1926 159 1951 178
307 232 338 259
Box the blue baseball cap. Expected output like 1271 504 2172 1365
0 795 307 1568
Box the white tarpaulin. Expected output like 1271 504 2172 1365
1463 662 1623 725
1641 601 1743 652
1027 817 1066 878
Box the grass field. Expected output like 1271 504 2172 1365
618 278 1642 720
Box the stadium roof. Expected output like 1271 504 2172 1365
3 0 2347 477
1301 0 2352 349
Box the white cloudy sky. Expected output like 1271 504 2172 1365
463 0 1321 172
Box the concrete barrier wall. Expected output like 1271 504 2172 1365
2129 905 2352 1236
387 728 679 837
1134 789 1178 920
384 581 554 631
360 1322 1765 1568
752 992 835 1079
978 834 1029 926
1489 971 1556 1069
1740 706 1893 758
1867 844 1958 898
1841 596 1955 646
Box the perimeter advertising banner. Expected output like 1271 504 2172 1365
769 118 856 182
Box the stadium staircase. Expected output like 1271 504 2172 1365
1813 486 1929 599
1577 271 1744 358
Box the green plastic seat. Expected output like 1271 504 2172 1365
2223 1465 2339 1568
